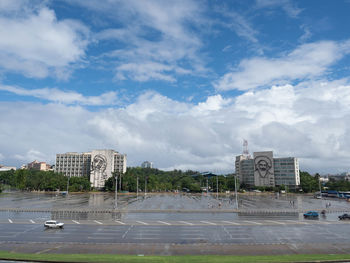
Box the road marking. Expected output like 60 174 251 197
265 220 285 225
222 221 240 225
8 219 13 223
157 221 171 225
244 220 262 225
122 225 133 239
200 221 216 225
30 220 35 224
133 237 159 240
287 220 307 225
136 221 149 225
72 220 80 224
115 220 125 225
94 220 103 225
318 221 330 224
178 221 193 225
87 237 112 240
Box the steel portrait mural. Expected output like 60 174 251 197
91 154 107 186
254 151 275 186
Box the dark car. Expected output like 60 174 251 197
303 211 319 218
339 214 350 220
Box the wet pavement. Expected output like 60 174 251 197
1 192 350 256
1 191 349 211
0 192 349 223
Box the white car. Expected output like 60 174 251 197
44 220 64 229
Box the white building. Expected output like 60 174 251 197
55 149 127 188
0 164 16 172
235 151 300 188
141 161 153 168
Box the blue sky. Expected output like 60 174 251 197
1 0 350 174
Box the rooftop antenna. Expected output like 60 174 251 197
243 139 250 158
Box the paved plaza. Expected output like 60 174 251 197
0 192 349 255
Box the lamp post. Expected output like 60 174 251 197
216 175 219 199
66 176 70 195
136 175 139 198
145 176 147 196
114 173 118 210
206 176 209 195
234 174 238 209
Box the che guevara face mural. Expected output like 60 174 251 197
92 154 107 182
254 156 273 178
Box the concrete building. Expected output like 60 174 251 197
235 151 300 188
26 160 52 171
0 164 16 172
141 161 153 168
55 149 127 189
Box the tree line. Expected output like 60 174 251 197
1 168 349 193
0 169 90 192
105 167 238 192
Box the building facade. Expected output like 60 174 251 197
26 160 52 171
235 151 300 188
55 149 127 188
141 161 153 168
0 164 16 171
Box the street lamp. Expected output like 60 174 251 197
66 176 70 195
216 175 219 199
136 175 139 198
114 173 118 210
145 176 147 196
234 174 238 210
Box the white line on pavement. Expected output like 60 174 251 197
133 237 159 240
30 220 35 224
157 221 171 225
222 221 240 225
200 221 216 225
265 220 285 225
178 221 193 225
94 220 103 225
72 220 80 224
244 220 262 225
287 220 307 225
136 221 149 225
8 219 13 223
115 220 125 225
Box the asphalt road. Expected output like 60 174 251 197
1 220 350 255
1 219 350 244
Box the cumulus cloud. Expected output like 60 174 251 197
2 80 350 174
0 3 89 79
214 40 350 91
0 84 119 106
255 0 302 18
75 0 206 82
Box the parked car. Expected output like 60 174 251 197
44 220 64 228
303 211 319 218
339 214 350 220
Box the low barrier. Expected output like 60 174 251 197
0 207 349 214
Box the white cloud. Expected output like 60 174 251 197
76 0 206 82
255 0 302 18
214 40 350 91
0 4 89 79
3 80 350 174
217 8 258 44
0 84 119 106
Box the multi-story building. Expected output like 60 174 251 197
235 151 300 189
0 164 16 171
141 161 153 168
55 149 127 189
26 160 52 171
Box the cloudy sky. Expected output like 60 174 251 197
1 0 350 174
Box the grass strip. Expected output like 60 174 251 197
1 251 350 263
